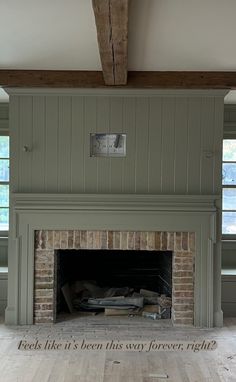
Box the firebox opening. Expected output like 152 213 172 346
56 250 172 321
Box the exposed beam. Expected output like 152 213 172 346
1 70 236 89
0 70 104 88
92 0 129 85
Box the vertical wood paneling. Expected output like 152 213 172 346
135 98 149 193
213 98 224 195
148 98 162 193
84 97 97 192
19 96 33 192
187 98 202 194
10 93 224 196
200 98 215 194
71 97 84 192
110 98 124 193
161 98 176 193
96 97 110 193
45 97 59 192
31 97 45 192
174 98 188 194
10 96 19 193
58 97 72 192
122 98 136 193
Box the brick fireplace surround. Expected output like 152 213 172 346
34 230 195 326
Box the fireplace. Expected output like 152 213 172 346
5 193 220 327
34 230 195 326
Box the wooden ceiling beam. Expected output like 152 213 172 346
1 70 236 89
92 0 129 85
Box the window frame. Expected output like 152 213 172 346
0 130 9 237
222 130 236 240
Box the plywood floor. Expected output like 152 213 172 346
0 314 236 382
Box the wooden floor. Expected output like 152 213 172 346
0 314 236 382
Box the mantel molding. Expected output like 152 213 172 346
6 192 222 327
12 193 219 212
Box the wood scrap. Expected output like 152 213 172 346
140 289 160 297
105 308 142 316
142 305 162 314
87 296 144 309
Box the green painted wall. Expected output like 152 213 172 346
3 93 235 269
10 90 224 195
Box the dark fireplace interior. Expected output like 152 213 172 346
56 250 172 319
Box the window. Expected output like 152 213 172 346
0 135 9 231
222 139 236 235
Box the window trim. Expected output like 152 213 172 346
0 132 9 236
222 131 236 239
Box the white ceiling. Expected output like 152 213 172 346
1 0 236 102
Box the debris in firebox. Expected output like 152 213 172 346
142 311 159 320
139 289 160 305
142 305 162 314
105 308 142 316
140 289 160 297
142 307 170 320
69 280 172 318
104 286 132 298
157 295 172 308
83 296 144 309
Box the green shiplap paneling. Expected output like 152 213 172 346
200 97 215 194
148 98 162 193
71 97 85 192
10 97 19 193
135 98 149 193
96 97 110 193
110 97 124 193
32 96 45 192
174 98 188 194
19 96 33 192
45 97 59 192
11 92 225 196
58 97 72 193
187 98 202 194
214 98 225 195
84 97 97 193
161 98 176 194
122 98 136 193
